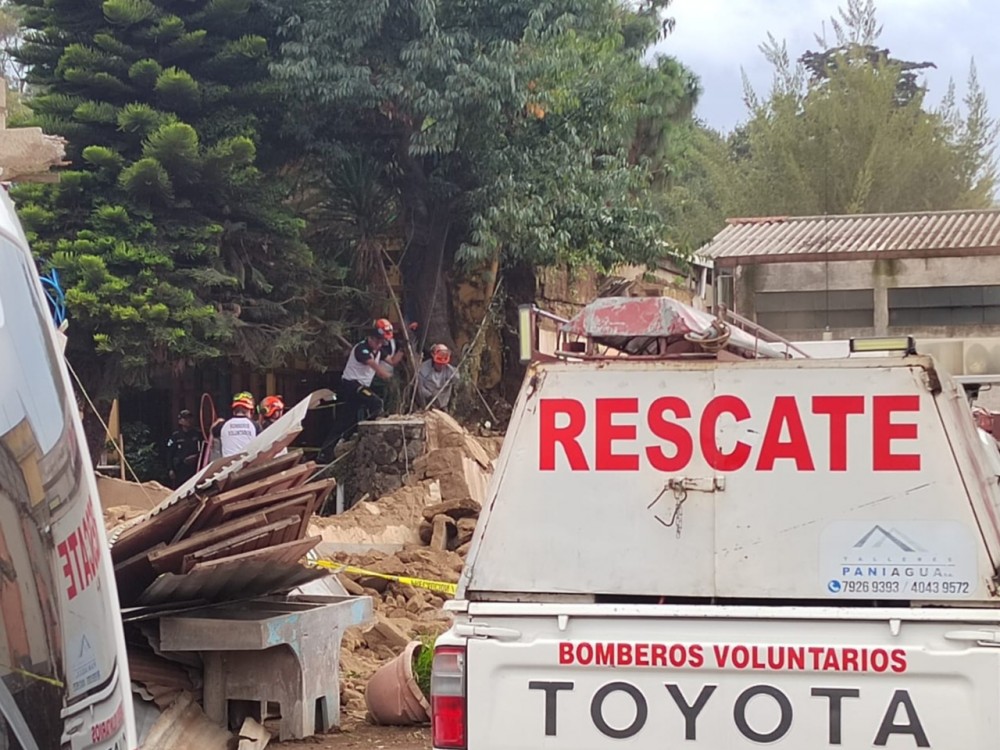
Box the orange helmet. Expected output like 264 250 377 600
374 318 394 340
431 343 451 365
261 395 285 419
231 391 255 411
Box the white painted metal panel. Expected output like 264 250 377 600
462 357 1000 602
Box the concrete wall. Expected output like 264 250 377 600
731 255 1000 341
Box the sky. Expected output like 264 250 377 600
656 0 999 133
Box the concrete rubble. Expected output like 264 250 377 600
308 409 502 726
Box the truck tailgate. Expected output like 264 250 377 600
464 606 1000 749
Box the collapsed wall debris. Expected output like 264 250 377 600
101 404 501 733
309 409 501 724
103 391 372 744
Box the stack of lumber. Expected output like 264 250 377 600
110 448 335 609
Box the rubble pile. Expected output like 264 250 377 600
103 425 348 746
333 549 464 722
310 410 503 723
310 409 498 549
108 445 330 606
97 405 503 733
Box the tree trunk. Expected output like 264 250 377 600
452 251 502 390
401 212 456 355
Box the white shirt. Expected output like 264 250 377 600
341 340 391 387
220 416 258 457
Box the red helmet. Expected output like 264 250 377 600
261 395 285 419
231 391 255 411
431 343 451 365
374 318 394 340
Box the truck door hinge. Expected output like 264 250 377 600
454 623 522 641
943 629 1000 647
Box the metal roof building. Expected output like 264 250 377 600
698 208 1000 267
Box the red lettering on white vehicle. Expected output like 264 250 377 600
537 395 921 473
57 503 102 602
557 641 907 673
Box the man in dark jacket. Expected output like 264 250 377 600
166 409 202 488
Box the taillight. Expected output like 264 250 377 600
431 645 466 749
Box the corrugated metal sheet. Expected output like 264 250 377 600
137 559 329 607
698 209 1000 266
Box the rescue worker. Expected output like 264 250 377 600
318 319 405 461
416 343 458 410
259 395 285 431
259 394 288 457
216 391 260 457
166 409 202 488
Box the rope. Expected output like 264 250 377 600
400 423 410 482
65 360 155 507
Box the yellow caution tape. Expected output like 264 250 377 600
1 663 64 688
313 559 458 596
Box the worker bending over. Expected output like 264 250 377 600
318 319 405 461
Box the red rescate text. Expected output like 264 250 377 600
538 395 921 473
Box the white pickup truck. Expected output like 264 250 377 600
430 297 1000 750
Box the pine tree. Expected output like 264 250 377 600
11 0 317 404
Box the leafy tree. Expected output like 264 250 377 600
671 0 997 238
272 0 698 355
11 0 319 410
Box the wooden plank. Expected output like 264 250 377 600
170 498 209 544
189 536 321 572
215 479 334 524
148 513 269 575
212 430 303 494
293 488 324 540
113 543 165 605
221 449 304 492
188 463 316 534
263 496 314 539
111 498 199 564
308 480 336 527
180 517 300 573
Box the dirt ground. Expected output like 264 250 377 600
277 724 430 749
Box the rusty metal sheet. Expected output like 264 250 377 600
108 390 332 547
561 297 786 358
698 208 1000 266
137 558 328 607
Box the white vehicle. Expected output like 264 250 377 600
431 298 1000 750
0 186 134 749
